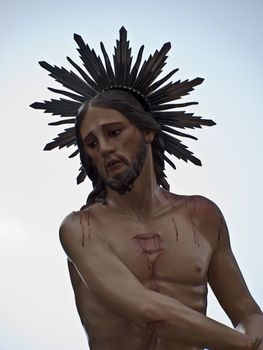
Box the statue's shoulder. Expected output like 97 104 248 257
59 205 91 237
61 201 102 226
184 195 226 234
59 202 106 243
188 194 219 210
59 206 98 258
59 210 84 243
188 194 222 216
167 191 222 219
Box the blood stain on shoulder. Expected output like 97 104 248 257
79 210 92 246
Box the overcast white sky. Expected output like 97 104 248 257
0 1 262 349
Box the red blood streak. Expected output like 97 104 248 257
171 217 179 242
146 320 165 347
133 233 164 255
79 211 91 246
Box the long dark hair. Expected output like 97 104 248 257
75 90 169 207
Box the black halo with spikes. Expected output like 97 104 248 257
31 26 216 184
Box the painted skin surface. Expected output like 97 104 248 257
63 193 260 350
60 107 263 350
67 194 212 350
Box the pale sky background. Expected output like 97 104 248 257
0 0 262 349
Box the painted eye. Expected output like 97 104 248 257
109 129 121 137
87 141 97 149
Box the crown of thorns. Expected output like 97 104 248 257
31 26 215 184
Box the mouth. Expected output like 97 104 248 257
106 159 123 171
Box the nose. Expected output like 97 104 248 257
99 137 115 157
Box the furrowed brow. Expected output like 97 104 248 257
83 122 125 142
102 121 125 130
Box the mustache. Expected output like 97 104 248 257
106 153 129 167
105 141 148 195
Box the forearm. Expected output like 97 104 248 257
73 249 256 350
60 216 258 350
139 289 256 350
236 313 263 338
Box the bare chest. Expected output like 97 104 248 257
92 210 213 288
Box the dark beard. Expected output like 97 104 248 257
104 140 148 195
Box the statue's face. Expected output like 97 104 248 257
80 106 151 194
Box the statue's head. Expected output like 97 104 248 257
75 90 167 203
31 27 216 206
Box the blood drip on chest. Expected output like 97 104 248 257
133 233 165 348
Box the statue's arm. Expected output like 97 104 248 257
59 211 258 350
207 204 263 339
